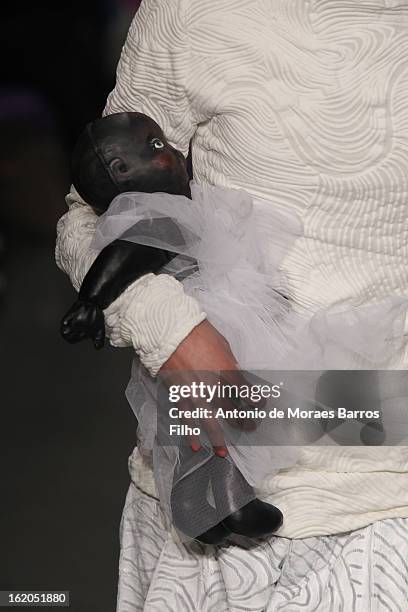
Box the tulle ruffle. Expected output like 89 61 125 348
93 182 408 539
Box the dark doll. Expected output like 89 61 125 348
61 112 189 348
61 112 283 545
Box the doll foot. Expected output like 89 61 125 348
196 499 283 544
195 522 231 545
222 499 283 538
172 506 231 546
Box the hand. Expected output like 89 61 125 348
160 320 258 457
60 299 105 349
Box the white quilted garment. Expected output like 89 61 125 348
102 0 408 537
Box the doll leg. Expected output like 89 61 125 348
170 445 230 545
171 446 283 544
210 456 284 538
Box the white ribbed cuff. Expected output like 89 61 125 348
55 194 100 292
104 273 206 376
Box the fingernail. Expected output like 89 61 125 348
216 448 228 458
191 443 201 452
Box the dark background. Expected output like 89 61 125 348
0 2 142 610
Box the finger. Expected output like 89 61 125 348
213 446 228 458
61 316 77 333
199 418 227 456
62 330 87 344
61 318 70 330
170 375 228 456
93 327 105 350
61 305 82 325
178 407 224 455
189 433 202 452
61 317 86 338
177 408 202 452
93 338 104 350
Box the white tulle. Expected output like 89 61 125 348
93 182 408 537
93 182 407 372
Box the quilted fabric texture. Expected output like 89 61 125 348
56 0 408 546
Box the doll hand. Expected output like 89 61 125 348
60 299 105 349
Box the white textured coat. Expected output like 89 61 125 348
56 0 408 540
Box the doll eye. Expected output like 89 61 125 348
150 138 165 150
110 158 127 173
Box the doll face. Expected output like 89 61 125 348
96 113 190 196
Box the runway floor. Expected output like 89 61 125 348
0 233 137 611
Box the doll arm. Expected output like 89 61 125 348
56 0 208 375
78 240 172 310
56 188 206 376
60 238 172 349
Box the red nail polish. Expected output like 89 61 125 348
191 443 201 452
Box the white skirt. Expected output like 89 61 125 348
116 480 408 612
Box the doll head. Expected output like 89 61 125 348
71 112 190 214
